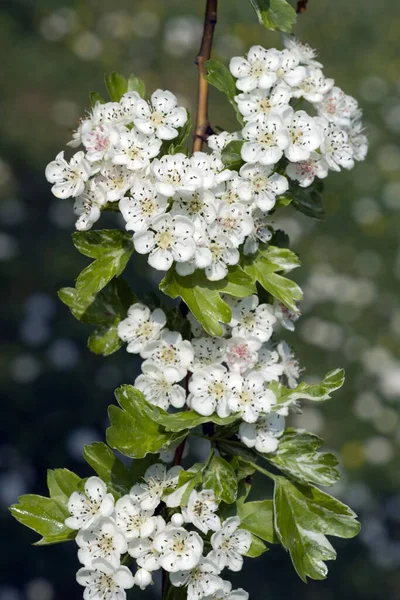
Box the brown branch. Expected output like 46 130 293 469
193 0 218 152
296 0 308 13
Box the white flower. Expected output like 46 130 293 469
277 340 300 388
205 234 240 281
182 489 221 534
235 85 292 123
348 120 368 162
292 66 334 103
128 516 166 571
225 337 261 374
214 174 252 206
230 46 280 92
130 464 183 512
65 476 114 531
119 179 168 232
241 116 289 165
209 517 251 572
316 86 359 127
119 91 142 121
82 124 122 162
68 118 93 148
117 303 166 354
282 35 322 68
228 371 275 423
141 329 194 381
243 208 273 256
274 49 306 88
286 151 329 187
45 151 92 199
115 495 158 541
170 189 217 230
188 364 240 418
239 163 288 211
92 102 126 126
230 296 277 343
134 89 187 140
209 203 253 247
170 558 224 600
73 179 107 231
134 568 153 590
76 558 134 600
251 343 284 382
76 518 127 569
135 362 186 410
99 163 134 202
191 152 230 189
284 110 322 163
133 213 196 271
207 131 241 152
152 154 203 197
175 231 213 276
112 129 162 170
239 413 285 453
319 121 354 171
153 525 204 573
273 300 300 331
191 337 226 371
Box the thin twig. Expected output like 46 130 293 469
193 0 218 152
296 0 308 13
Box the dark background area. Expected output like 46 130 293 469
1 1 400 599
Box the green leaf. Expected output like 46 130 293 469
221 140 245 171
58 279 136 356
246 534 269 557
106 386 184 458
47 469 81 513
127 74 146 97
249 0 297 33
242 244 303 313
222 265 257 297
10 495 76 546
176 463 205 506
264 429 340 487
160 268 232 337
90 91 106 106
105 72 128 101
72 230 134 300
157 410 239 433
204 59 243 125
290 179 325 220
83 442 132 497
274 476 360 581
203 456 238 504
270 368 345 410
238 500 279 543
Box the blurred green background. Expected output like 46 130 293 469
1 0 400 599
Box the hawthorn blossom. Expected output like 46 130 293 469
284 110 322 163
153 526 204 572
286 151 329 187
348 120 369 162
251 343 284 382
175 231 213 276
76 518 127 569
141 329 194 381
134 568 153 590
133 213 196 270
282 35 322 68
119 90 142 121
135 362 186 410
230 296 277 343
170 558 224 600
68 118 93 148
316 86 360 127
235 85 292 123
228 371 275 423
134 89 187 139
130 464 182 511
239 163 288 211
191 152 229 189
207 131 241 152
209 203 253 246
241 115 289 165
65 477 114 531
92 102 126 126
188 364 240 418
152 154 203 197
211 581 250 600
170 189 217 230
112 128 162 170
229 45 280 91
214 174 252 206
115 495 158 541
45 151 92 199
117 303 166 354
273 301 300 331
128 516 166 571
225 337 261 374
182 489 221 534
205 234 240 281
119 179 168 232
98 163 134 202
76 558 134 600
73 179 107 231
82 124 122 162
239 413 285 453
209 517 251 572
319 121 354 171
191 337 226 371
292 66 334 103
243 208 273 255
274 49 306 88
277 341 300 388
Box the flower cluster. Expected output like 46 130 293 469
45 37 367 281
66 472 250 600
118 296 300 453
